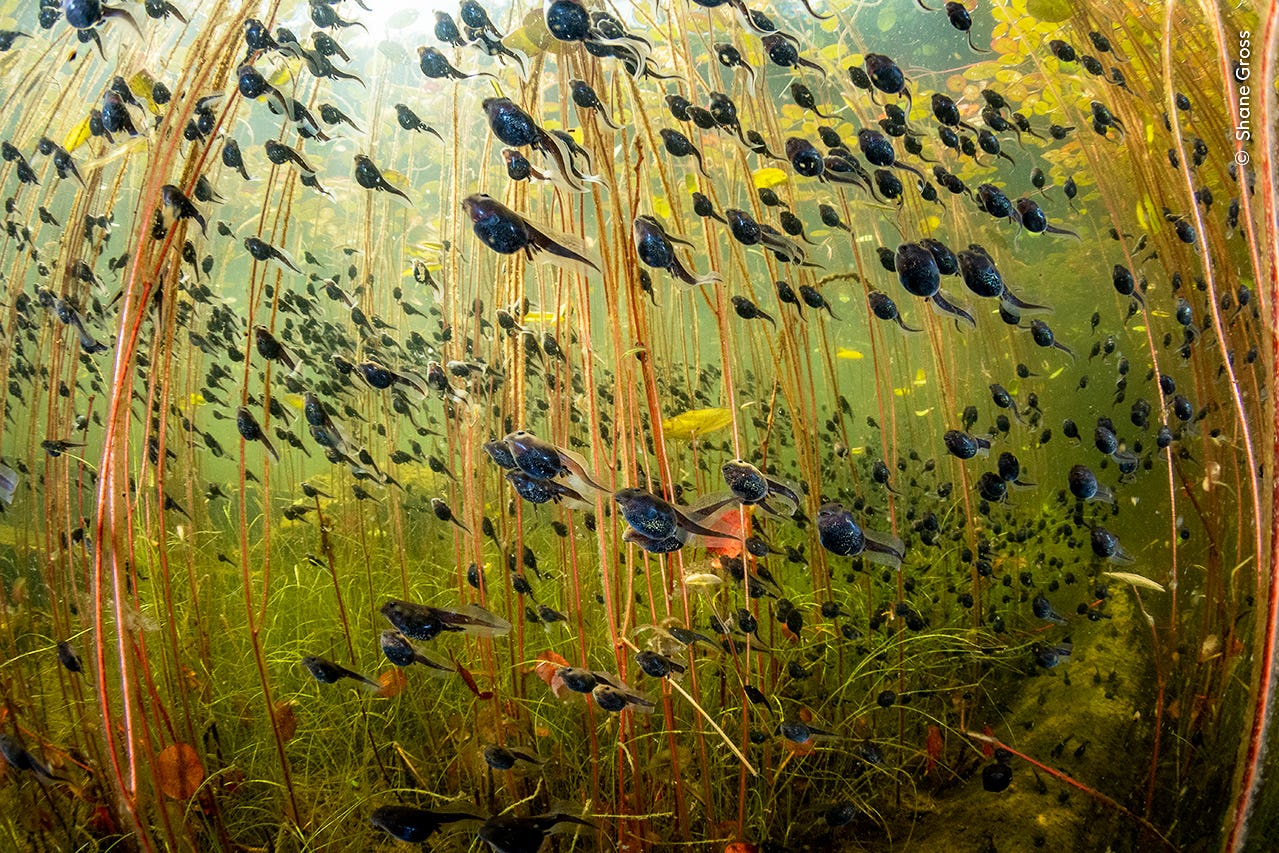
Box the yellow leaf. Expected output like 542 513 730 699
913 368 927 386
753 167 788 189
662 408 733 440
1025 0 1073 23
127 70 160 114
380 169 409 192
63 114 92 153
405 241 444 262
507 10 551 55
836 347 864 360
1135 195 1159 231
653 196 671 218
991 5 1019 23
267 58 303 88
915 408 934 417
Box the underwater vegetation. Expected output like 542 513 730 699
0 0 1274 850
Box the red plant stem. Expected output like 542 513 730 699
1225 0 1279 849
315 499 356 663
90 44 232 845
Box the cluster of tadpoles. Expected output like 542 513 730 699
483 429 904 569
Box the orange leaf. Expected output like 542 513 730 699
548 672 570 699
534 651 573 699
274 701 298 742
534 651 570 684
155 743 204 800
704 512 745 558
376 668 407 699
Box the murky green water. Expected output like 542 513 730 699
0 0 1272 851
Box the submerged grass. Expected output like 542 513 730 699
0 0 1273 850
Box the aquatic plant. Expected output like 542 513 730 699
0 0 1273 851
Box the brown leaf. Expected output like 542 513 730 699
274 701 298 742
155 743 204 800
